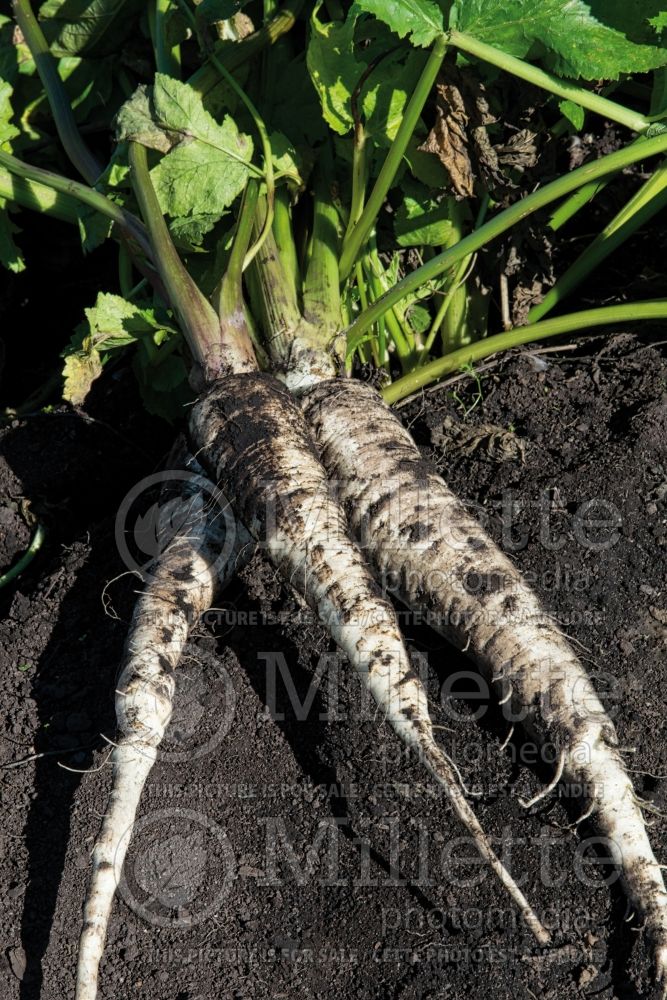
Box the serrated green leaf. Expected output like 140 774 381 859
62 293 182 406
451 0 667 80
117 75 254 221
307 6 425 144
85 292 168 348
0 80 19 149
270 130 303 182
307 6 360 135
559 98 585 130
38 0 138 56
587 1 666 44
357 21 426 143
150 129 252 219
396 198 456 247
76 203 113 252
352 0 444 47
62 350 103 404
169 212 222 247
395 183 470 247
0 206 26 273
405 302 431 333
649 11 667 32
115 84 174 153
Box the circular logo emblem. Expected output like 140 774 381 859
117 808 236 928
114 469 241 585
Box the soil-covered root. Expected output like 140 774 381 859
303 377 667 983
75 453 251 1000
189 370 549 944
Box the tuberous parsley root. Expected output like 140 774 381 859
75 452 250 1000
189 370 549 944
303 377 667 981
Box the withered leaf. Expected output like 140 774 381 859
419 81 474 198
495 129 539 170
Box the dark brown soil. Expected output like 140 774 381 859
1 330 666 1000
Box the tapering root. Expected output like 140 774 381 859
75 451 250 1000
420 737 550 945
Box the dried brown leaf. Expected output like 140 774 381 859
419 82 474 198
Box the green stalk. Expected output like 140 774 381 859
250 213 303 365
272 188 300 293
423 256 470 357
548 176 613 231
528 159 667 323
339 34 447 280
0 149 151 257
548 135 647 233
153 0 181 77
382 301 667 404
129 142 254 383
347 131 667 351
420 195 490 360
208 53 275 266
355 260 379 365
0 522 46 591
0 165 80 224
12 0 102 184
364 247 415 368
448 30 652 135
303 168 342 337
213 179 259 318
188 0 304 100
343 124 368 246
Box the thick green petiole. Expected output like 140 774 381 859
152 0 181 77
382 301 667 404
342 123 368 249
420 195 490 361
250 211 302 365
272 189 300 294
12 0 102 185
339 34 448 280
213 179 260 319
129 143 255 384
548 177 613 232
0 165 80 224
548 135 648 233
207 53 276 266
448 30 653 135
347 131 667 351
363 247 416 369
0 149 151 257
528 159 667 323
303 167 342 337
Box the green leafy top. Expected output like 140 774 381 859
116 73 254 232
307 5 425 142
452 0 667 79
352 0 445 48
351 0 667 79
